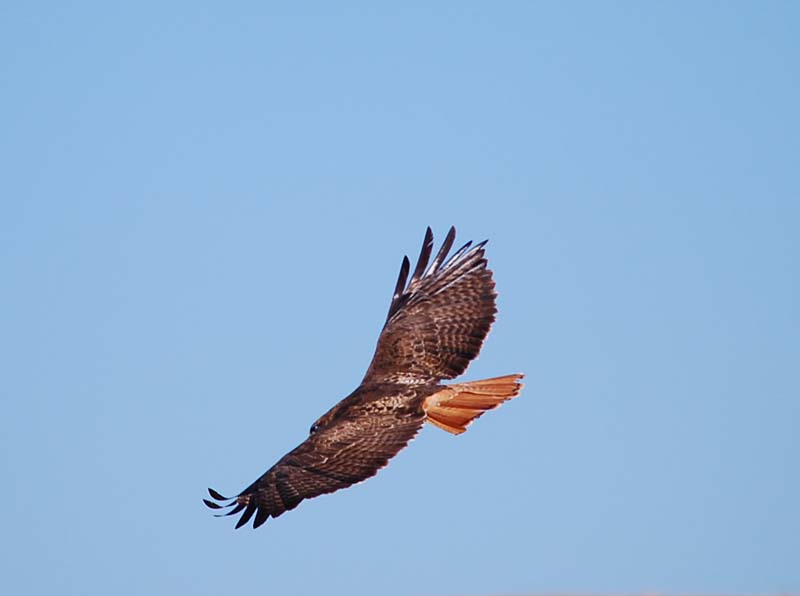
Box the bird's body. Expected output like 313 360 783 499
204 227 523 529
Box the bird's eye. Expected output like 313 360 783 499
309 423 319 435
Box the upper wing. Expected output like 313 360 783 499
204 392 425 529
362 226 497 385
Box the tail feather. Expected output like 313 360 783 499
424 373 523 435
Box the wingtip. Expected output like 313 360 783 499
410 228 435 286
423 227 434 252
208 487 229 501
253 507 270 529
234 503 258 529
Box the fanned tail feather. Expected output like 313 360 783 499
423 374 524 435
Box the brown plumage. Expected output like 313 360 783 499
204 226 523 529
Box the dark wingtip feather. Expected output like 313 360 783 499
221 502 247 517
235 503 258 529
203 499 223 510
445 240 473 268
386 255 411 321
446 226 456 249
393 256 410 300
409 227 434 287
428 226 457 274
208 488 228 501
253 506 271 528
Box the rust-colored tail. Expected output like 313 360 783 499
423 373 524 435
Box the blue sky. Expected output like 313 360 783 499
2 3 798 595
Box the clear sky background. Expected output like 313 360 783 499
2 3 798 596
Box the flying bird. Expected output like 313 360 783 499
204 226 523 529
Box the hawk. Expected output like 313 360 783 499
204 226 523 529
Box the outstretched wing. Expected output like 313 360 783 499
362 226 497 385
204 393 425 529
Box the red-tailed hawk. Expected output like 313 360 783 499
204 227 523 529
